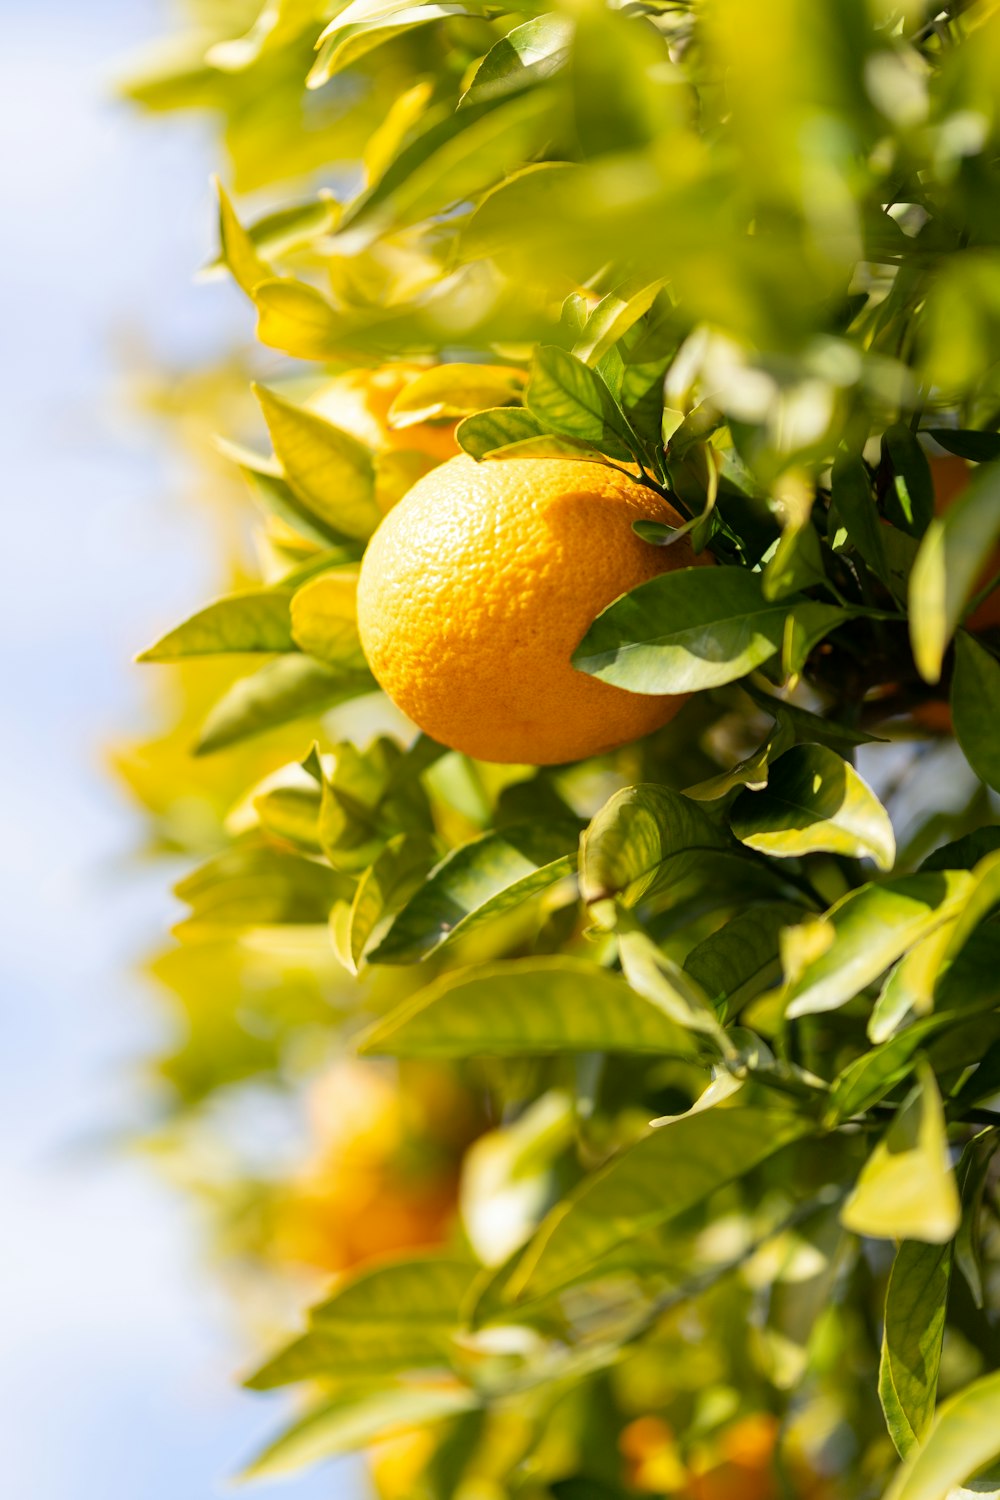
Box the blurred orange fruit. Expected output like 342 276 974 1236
268 1062 477 1275
307 363 459 465
357 454 710 765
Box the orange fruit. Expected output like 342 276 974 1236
307 363 459 465
356 454 709 765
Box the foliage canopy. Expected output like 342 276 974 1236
119 0 1000 1496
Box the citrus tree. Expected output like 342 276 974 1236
119 1 1000 1495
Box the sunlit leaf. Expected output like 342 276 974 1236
783 871 971 1020
731 743 896 870
524 344 635 461
342 832 440 973
244 1382 479 1480
255 385 381 540
137 590 294 661
909 462 1000 684
289 571 367 670
495 1107 809 1305
842 1063 960 1244
883 1370 1000 1500
195 655 374 755
359 956 702 1057
388 363 525 425
461 14 573 107
247 1253 479 1388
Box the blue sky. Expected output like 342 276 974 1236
0 4 362 1495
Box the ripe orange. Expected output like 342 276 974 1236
307 363 459 465
356 454 709 765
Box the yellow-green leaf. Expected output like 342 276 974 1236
731 743 896 870
909 461 1000 684
842 1063 960 1244
255 385 380 540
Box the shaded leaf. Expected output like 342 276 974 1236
884 425 935 538
579 783 727 905
574 568 792 694
684 903 804 1017
831 451 889 582
368 821 579 963
342 832 440 973
952 633 1000 793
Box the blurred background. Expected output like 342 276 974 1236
0 2 359 1494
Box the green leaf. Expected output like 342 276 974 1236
494 1107 809 1306
573 568 793 694
783 871 971 1020
254 384 380 541
909 461 1000 683
173 845 351 938
841 1063 960 1244
883 425 935 538
387 363 525 425
310 8 461 85
337 91 554 245
359 955 702 1058
460 14 573 107
244 1382 480 1480
342 832 440 973
579 784 727 905
684 714 796 801
253 278 343 361
319 736 435 872
136 589 294 660
195 655 374 755
367 822 580 963
684 903 804 1017
524 345 635 461
880 1237 952 1457
617 921 731 1052
780 600 849 682
926 429 1000 463
456 406 546 459
214 178 272 296
955 1132 999 1309
830 451 889 584
289 571 368 670
247 1253 480 1389
882 1370 1000 1500
952 633 1000 792
730 743 896 870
